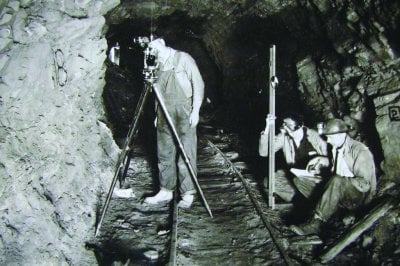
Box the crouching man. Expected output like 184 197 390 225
259 113 329 202
289 118 377 236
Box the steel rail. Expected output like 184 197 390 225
206 139 294 266
168 192 179 266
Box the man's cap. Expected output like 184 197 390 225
322 118 349 135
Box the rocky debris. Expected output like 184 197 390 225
92 130 285 265
320 197 396 263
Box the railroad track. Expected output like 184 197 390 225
92 126 316 265
166 128 293 265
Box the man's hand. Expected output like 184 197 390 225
283 124 298 138
264 114 276 132
189 111 199 128
306 156 330 175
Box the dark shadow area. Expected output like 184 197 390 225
367 1 400 57
220 9 341 186
87 240 165 266
363 95 385 176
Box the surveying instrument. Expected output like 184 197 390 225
95 35 212 236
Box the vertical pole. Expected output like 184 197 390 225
268 45 276 209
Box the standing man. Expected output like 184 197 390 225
290 118 377 236
144 38 204 208
259 113 329 202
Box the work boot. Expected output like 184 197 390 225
113 187 135 198
177 194 194 209
144 189 173 205
289 218 322 236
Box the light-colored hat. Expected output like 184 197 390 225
322 118 349 135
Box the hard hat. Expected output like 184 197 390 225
322 118 349 135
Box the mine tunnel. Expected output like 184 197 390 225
97 3 396 265
1 0 400 265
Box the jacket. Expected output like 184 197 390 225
333 135 377 202
259 127 328 165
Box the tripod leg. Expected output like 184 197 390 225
119 149 133 188
118 84 152 186
95 84 152 237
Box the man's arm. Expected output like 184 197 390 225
259 131 284 157
185 55 204 127
259 114 274 156
307 128 329 156
351 147 376 193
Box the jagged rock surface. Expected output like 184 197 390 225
0 0 119 264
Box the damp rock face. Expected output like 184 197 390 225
0 0 119 264
292 1 400 182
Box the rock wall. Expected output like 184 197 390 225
292 0 400 182
0 0 119 264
